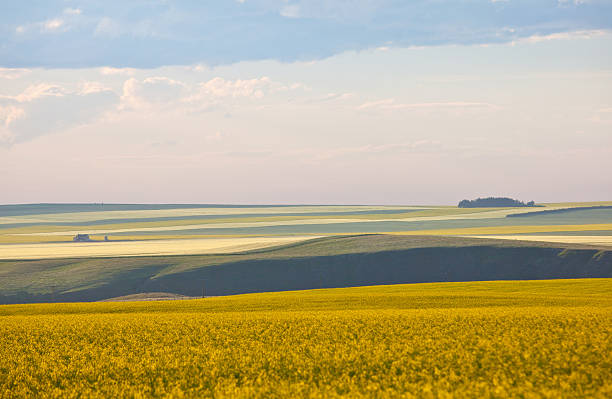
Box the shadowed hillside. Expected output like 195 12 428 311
1 235 610 304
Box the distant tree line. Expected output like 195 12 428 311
458 197 536 208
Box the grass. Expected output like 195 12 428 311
470 235 612 246
0 279 610 398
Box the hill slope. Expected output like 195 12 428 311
1 235 610 304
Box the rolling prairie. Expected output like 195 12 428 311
1 203 611 303
2 202 612 251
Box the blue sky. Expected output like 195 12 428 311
1 1 611 204
2 0 611 67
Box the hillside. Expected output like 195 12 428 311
1 234 610 304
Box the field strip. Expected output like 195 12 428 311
0 236 321 260
10 218 378 236
392 207 567 222
4 207 574 236
0 209 497 235
0 205 423 225
385 223 612 236
467 235 612 246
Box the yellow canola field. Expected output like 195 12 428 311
0 236 319 260
0 280 610 398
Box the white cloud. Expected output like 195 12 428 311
120 77 187 110
280 5 300 18
15 17 69 34
11 83 67 103
2 82 114 104
303 92 354 104
95 17 121 38
115 75 281 115
189 64 208 73
99 67 136 76
43 18 65 32
0 68 30 80
63 8 82 15
196 77 272 99
0 126 15 146
514 29 608 44
304 140 444 161
79 81 113 95
0 105 26 127
357 99 500 112
558 0 590 6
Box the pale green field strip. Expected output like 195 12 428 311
4 221 612 245
0 236 321 260
0 205 423 225
469 235 612 247
0 207 489 233
1 207 560 237
388 223 612 236
542 201 612 207
1 202 608 227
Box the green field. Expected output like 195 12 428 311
1 279 610 398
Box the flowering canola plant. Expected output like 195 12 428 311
0 279 610 398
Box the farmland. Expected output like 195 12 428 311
1 202 612 303
1 279 610 398
1 202 612 253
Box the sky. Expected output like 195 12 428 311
1 0 611 205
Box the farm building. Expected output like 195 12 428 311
73 234 92 242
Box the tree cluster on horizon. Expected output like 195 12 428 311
458 197 536 208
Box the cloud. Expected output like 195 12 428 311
120 77 187 110
63 8 82 16
116 75 277 115
0 68 30 79
99 67 136 76
0 82 119 143
303 140 444 161
43 18 64 32
94 17 121 38
197 77 271 99
0 126 15 146
0 105 26 127
514 29 608 44
10 83 67 103
79 81 113 95
589 107 612 124
0 106 25 146
16 18 68 34
0 74 287 142
357 99 500 112
280 5 301 18
302 92 354 104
